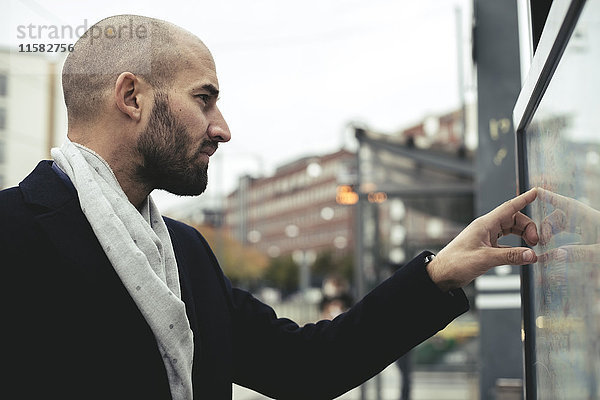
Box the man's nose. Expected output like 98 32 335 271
207 107 231 143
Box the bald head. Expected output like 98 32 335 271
62 15 208 125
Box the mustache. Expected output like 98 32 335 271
198 140 219 156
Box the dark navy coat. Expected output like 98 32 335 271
1 161 469 399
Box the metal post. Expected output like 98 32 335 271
373 203 382 400
353 128 369 400
354 128 366 303
455 6 467 142
473 0 524 397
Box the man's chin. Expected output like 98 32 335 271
159 180 208 197
167 186 207 197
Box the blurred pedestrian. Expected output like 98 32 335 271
320 274 354 320
395 352 412 400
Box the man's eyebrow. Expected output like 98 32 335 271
196 83 219 97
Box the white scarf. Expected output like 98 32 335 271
51 140 194 400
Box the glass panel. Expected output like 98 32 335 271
523 0 600 398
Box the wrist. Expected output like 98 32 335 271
425 255 457 292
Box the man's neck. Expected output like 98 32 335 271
67 133 150 210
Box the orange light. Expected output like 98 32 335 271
368 192 387 203
336 185 358 205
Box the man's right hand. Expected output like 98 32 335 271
426 188 539 292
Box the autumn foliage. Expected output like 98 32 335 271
192 225 269 283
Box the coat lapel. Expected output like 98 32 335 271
167 226 199 335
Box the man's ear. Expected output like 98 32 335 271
114 72 147 122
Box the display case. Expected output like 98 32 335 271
513 0 600 398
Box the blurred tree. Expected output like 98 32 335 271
312 250 354 285
263 254 299 296
262 251 354 296
193 225 269 286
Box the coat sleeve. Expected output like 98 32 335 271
229 251 469 399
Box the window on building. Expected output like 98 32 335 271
0 74 6 97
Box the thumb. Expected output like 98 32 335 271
488 247 537 266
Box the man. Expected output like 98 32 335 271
1 15 539 400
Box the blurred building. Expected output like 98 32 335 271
0 48 66 189
225 149 357 259
401 108 468 153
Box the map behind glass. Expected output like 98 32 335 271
524 0 600 398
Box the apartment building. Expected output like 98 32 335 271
225 149 356 259
0 48 66 189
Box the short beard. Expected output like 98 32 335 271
135 92 210 196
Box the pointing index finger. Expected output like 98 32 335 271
491 188 538 219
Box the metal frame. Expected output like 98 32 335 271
512 0 587 398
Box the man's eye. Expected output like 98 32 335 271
195 94 210 103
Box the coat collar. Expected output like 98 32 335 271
19 161 107 269
20 160 78 210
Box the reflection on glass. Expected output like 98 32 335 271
523 0 600 398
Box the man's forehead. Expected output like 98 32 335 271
173 42 219 87
181 62 219 89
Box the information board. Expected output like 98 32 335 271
514 0 600 398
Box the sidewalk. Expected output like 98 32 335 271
233 363 479 400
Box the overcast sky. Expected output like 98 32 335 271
3 0 473 211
